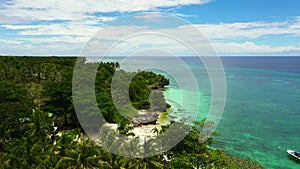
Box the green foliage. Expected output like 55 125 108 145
42 80 75 127
129 156 165 169
94 64 169 124
1 137 57 168
129 71 169 110
21 109 54 142
0 80 33 139
166 120 264 169
55 135 103 169
1 109 57 168
0 56 76 83
117 117 135 136
0 56 264 169
226 156 264 169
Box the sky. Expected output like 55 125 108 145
0 0 299 56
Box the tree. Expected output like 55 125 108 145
99 152 137 169
21 109 54 142
55 135 104 169
167 120 221 169
0 80 33 139
42 80 75 128
128 157 164 169
1 136 58 168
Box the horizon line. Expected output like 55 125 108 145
1 55 300 57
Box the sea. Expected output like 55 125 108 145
91 56 300 169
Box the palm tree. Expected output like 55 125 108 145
21 109 54 141
100 152 137 169
0 152 12 169
1 137 32 168
128 157 164 169
29 140 58 168
55 135 105 169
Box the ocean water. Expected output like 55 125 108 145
215 57 300 169
97 56 300 168
170 57 300 169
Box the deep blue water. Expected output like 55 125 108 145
220 56 300 74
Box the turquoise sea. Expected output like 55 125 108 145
97 56 300 168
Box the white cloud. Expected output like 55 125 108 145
0 0 210 23
83 33 196 56
2 20 300 56
0 37 83 56
194 21 300 39
134 12 168 19
0 39 24 45
1 0 300 56
2 22 99 36
213 41 300 56
81 22 300 56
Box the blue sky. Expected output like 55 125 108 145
180 0 300 23
0 0 299 56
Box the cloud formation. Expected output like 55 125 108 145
195 21 300 39
0 1 299 56
0 0 210 23
213 41 300 56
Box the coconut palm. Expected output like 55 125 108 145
55 136 105 169
0 152 12 169
127 157 164 169
21 109 54 141
99 152 138 169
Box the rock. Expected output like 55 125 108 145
131 110 160 125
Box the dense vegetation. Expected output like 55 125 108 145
0 56 264 168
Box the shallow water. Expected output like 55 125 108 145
163 57 300 169
214 68 300 169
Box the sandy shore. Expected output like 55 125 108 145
101 111 170 139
